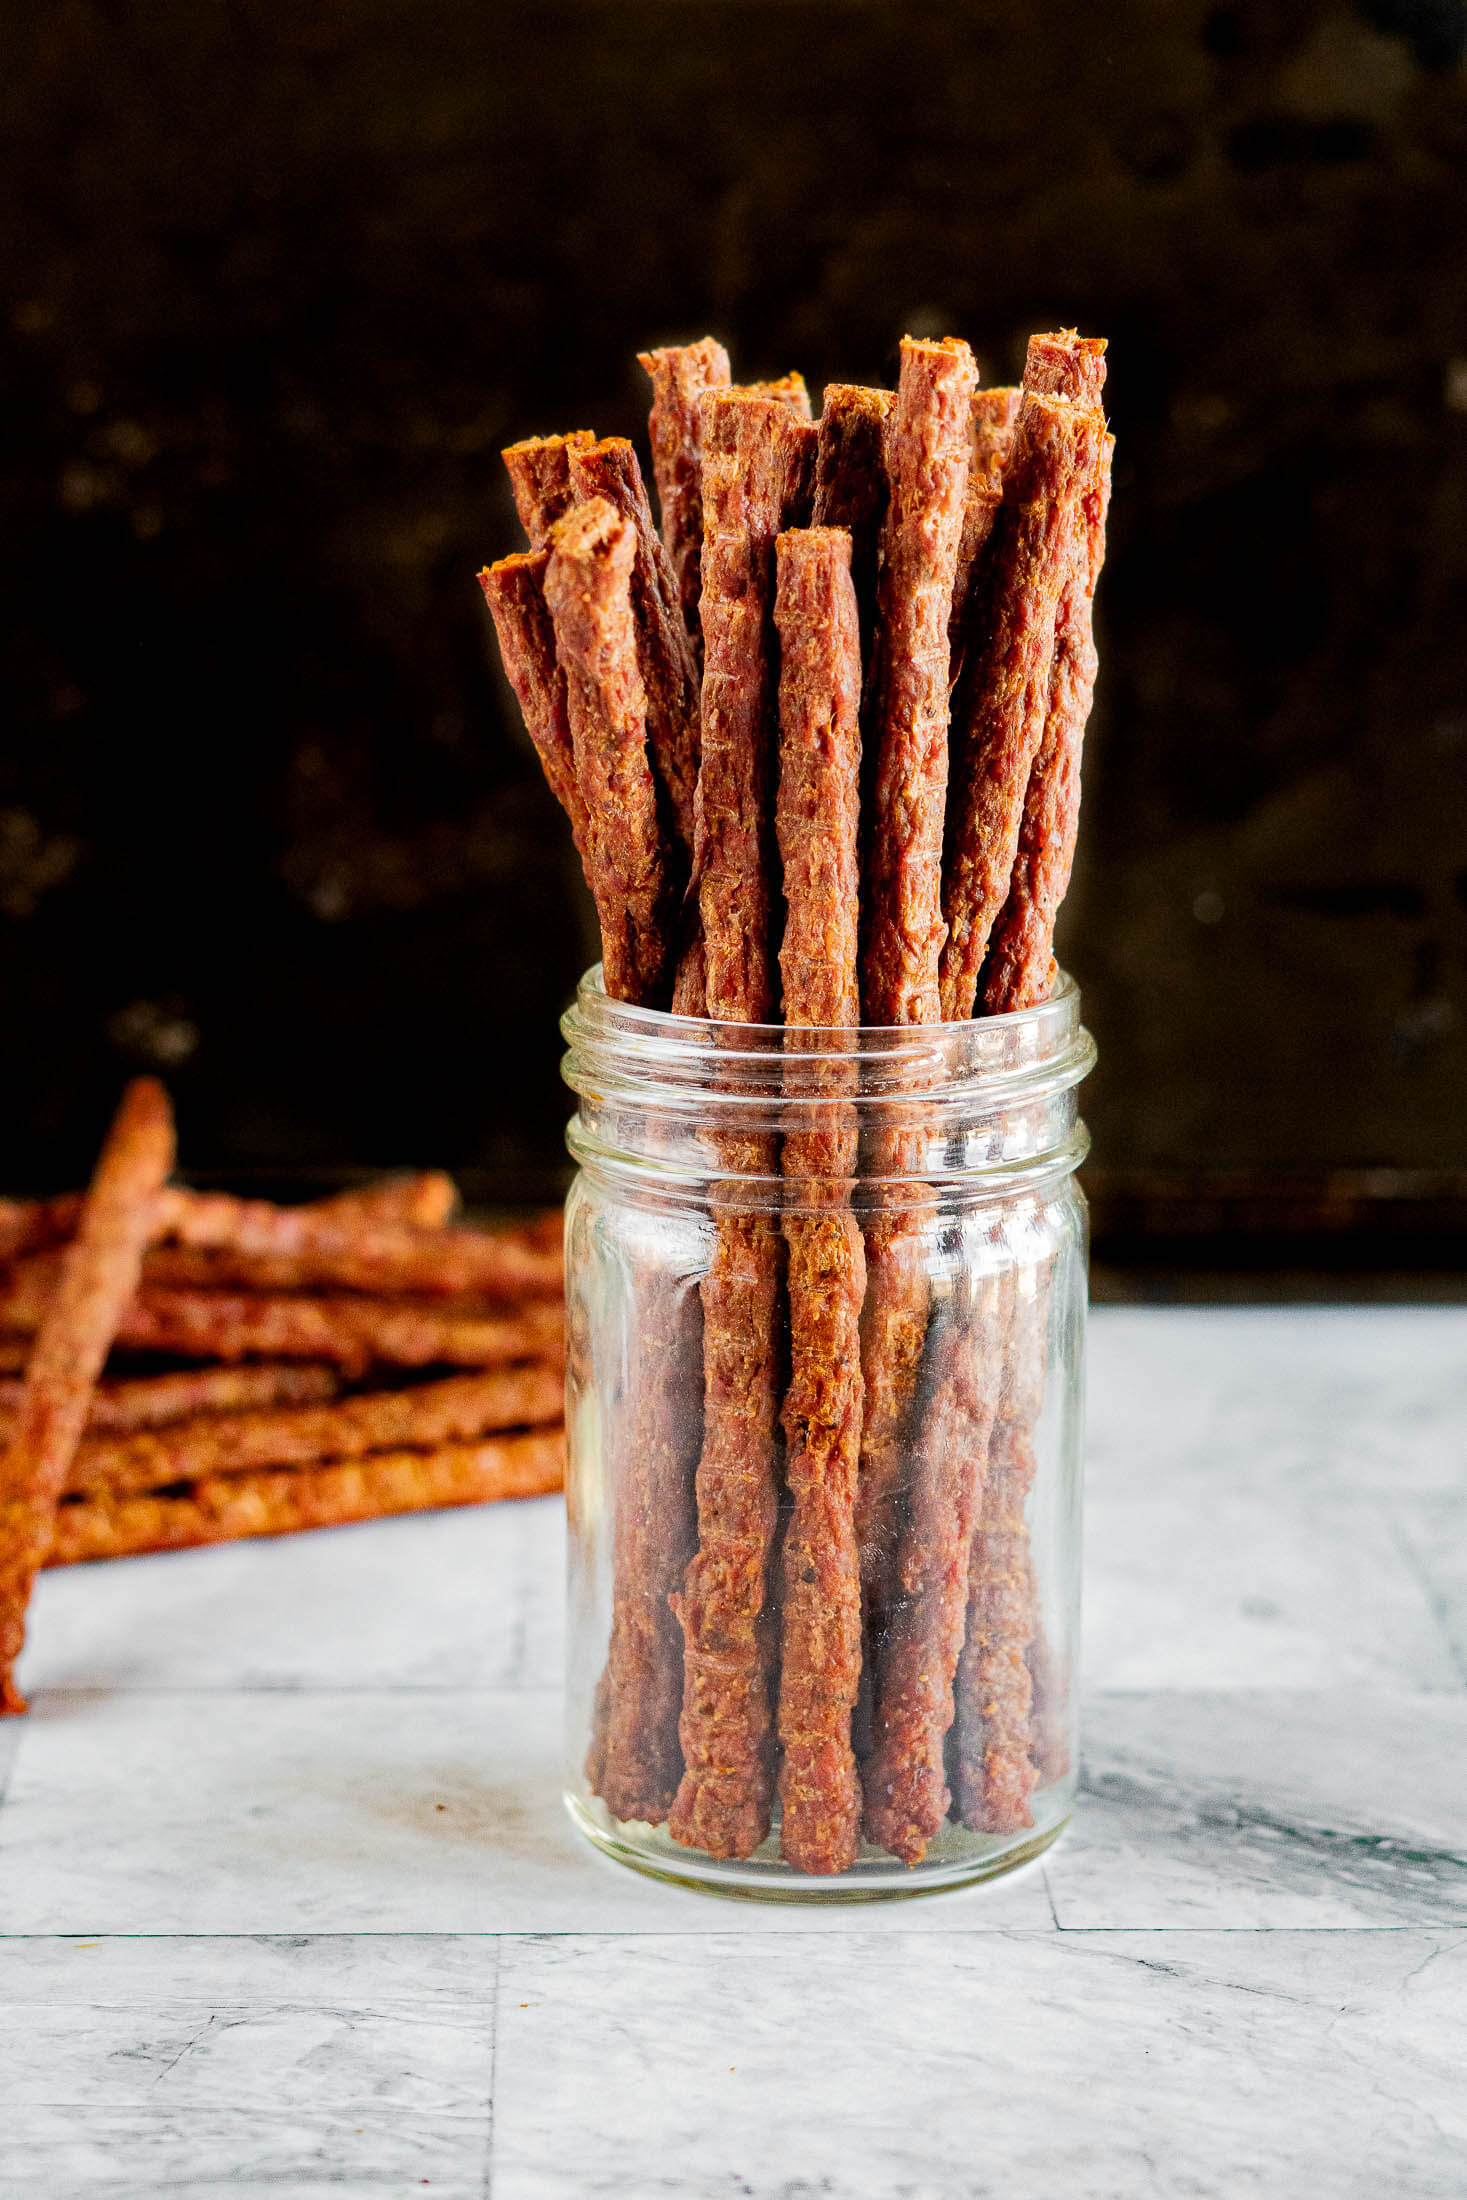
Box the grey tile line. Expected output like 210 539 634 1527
0 1923 1447 1944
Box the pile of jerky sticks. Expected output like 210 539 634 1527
481 328 1112 1872
0 1081 564 1714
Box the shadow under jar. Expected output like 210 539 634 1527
560 966 1094 1900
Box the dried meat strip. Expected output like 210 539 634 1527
544 498 675 1008
694 392 818 1026
502 429 596 547
0 1079 175 1712
812 384 893 683
953 1260 1052 1832
65 1364 564 1499
480 551 590 855
666 396 817 1861
982 435 1113 1013
772 527 865 1875
736 372 813 418
938 394 1106 1021
638 336 732 663
949 385 1022 657
952 1419 1040 1832
1024 329 1108 410
47 1429 564 1568
861 335 977 1027
567 436 701 860
863 1272 1002 1864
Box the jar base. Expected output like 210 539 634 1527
565 1787 1071 1903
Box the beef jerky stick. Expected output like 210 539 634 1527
0 1194 85 1262
694 392 818 1026
772 527 866 1875
481 551 590 855
0 1340 29 1375
854 338 976 1684
735 372 813 419
0 1078 175 1713
861 335 976 1025
1024 328 1108 411
138 1222 563 1301
863 1266 1002 1864
568 436 701 859
812 385 893 678
47 1428 565 1568
312 1174 461 1228
544 498 675 1007
953 1259 1051 1832
983 435 1113 1013
66 1363 564 1499
0 1363 341 1444
667 394 816 1860
638 336 732 661
0 1264 563 1377
938 394 1105 1021
949 386 1022 657
502 429 596 547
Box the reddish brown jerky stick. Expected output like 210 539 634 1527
638 336 732 662
695 392 818 1025
136 1198 563 1298
481 550 591 855
544 498 675 1008
47 1428 565 1568
0 1340 29 1375
0 1078 175 1713
0 1194 85 1262
863 1273 1002 1864
567 437 701 859
812 386 893 676
953 1260 1052 1831
735 372 813 419
952 1419 1040 1832
861 334 976 1026
1024 329 1108 410
949 386 1022 655
938 394 1106 1020
772 527 866 1875
0 1363 342 1445
983 435 1114 1013
586 1285 701 1825
666 399 817 1857
66 1363 564 1499
312 1174 461 1228
502 429 596 547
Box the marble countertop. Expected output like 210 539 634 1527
2 1306 1465 2197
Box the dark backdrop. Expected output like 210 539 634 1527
3 1 1465 1261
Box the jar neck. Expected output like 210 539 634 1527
561 967 1095 1212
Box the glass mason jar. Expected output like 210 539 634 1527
559 966 1094 1900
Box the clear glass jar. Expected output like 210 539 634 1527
559 967 1094 1900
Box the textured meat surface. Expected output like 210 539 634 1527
861 335 976 1027
481 552 589 851
638 336 732 662
544 498 674 1007
502 429 596 547
694 393 817 1025
862 1276 1001 1864
1023 329 1108 410
590 1273 702 1826
65 1363 564 1498
0 1079 175 1712
949 385 1022 656
983 436 1113 1013
567 436 701 861
939 394 1105 1020
772 527 865 1874
736 372 812 418
812 385 892 684
47 1429 564 1567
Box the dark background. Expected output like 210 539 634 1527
3 1 1465 1284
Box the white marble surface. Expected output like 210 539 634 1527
1 1307 1464 2197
